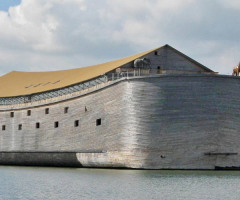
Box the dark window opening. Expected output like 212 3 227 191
45 108 49 114
75 120 79 127
2 125 6 131
161 155 166 158
36 122 40 129
10 112 14 118
18 124 22 130
54 121 59 128
64 107 69 114
157 66 163 74
27 110 31 116
96 118 101 126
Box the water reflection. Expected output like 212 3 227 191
0 167 240 200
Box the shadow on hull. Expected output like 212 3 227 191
215 166 240 170
0 152 83 167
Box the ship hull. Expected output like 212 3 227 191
1 75 240 169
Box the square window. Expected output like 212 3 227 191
10 112 14 118
74 120 79 127
27 110 31 116
54 121 59 128
36 122 40 129
45 108 49 114
96 118 101 126
18 124 22 130
64 107 69 114
2 125 6 131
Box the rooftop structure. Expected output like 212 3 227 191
0 45 213 98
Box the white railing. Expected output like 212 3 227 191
0 68 216 107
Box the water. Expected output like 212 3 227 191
0 167 240 200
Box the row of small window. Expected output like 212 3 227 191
1 118 102 131
9 107 69 118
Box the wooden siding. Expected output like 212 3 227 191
141 46 208 72
0 75 240 169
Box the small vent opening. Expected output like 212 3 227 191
45 108 49 114
27 110 31 116
36 122 40 129
18 124 22 130
10 112 14 118
54 121 59 128
96 118 101 126
75 120 79 127
64 107 69 114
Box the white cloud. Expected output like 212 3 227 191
220 0 240 10
0 0 239 75
0 1 61 52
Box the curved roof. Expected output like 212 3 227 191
0 48 159 97
0 45 213 97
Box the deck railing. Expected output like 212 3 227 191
0 69 216 106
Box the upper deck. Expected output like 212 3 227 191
0 44 215 107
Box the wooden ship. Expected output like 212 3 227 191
0 44 239 169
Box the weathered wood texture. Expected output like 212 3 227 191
122 45 207 72
146 46 205 71
0 75 240 169
123 75 240 169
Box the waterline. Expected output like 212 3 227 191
0 167 239 200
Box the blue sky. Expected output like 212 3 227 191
0 0 20 11
0 0 239 75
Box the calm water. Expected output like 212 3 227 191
0 167 240 200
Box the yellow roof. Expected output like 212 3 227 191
0 47 157 97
